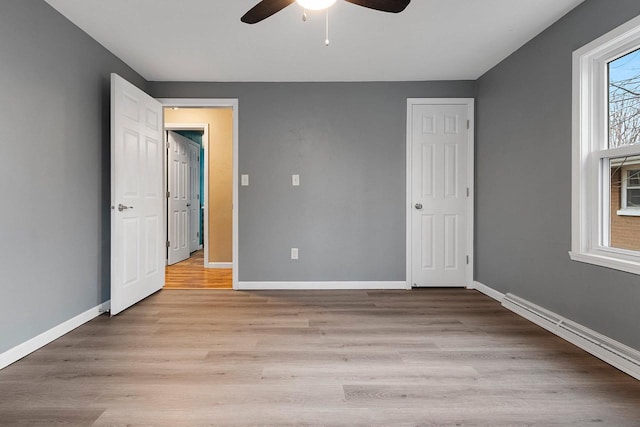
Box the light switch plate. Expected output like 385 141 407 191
292 174 300 187
241 174 249 186
291 248 299 260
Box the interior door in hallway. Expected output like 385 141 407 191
410 102 471 287
167 131 190 265
110 74 164 315
187 139 201 253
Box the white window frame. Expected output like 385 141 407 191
571 14 640 275
618 165 640 216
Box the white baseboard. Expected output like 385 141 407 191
472 285 640 381
468 280 505 302
0 300 110 370
238 281 407 290
206 262 233 269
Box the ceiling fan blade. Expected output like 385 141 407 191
241 0 297 24
344 0 410 13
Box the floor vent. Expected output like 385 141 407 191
502 293 640 380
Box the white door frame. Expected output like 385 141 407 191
165 124 208 257
160 99 239 291
405 98 475 291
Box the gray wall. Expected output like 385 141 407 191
476 0 640 350
150 82 476 281
0 0 148 353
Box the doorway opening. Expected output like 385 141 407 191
166 127 204 265
161 103 239 290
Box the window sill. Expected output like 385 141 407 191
616 209 640 217
569 251 640 275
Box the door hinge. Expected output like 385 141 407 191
166 141 170 149
466 255 470 265
197 232 200 238
166 191 170 198
197 194 200 200
466 120 470 129
466 188 470 197
166 241 171 248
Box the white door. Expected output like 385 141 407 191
167 131 190 265
410 103 471 287
111 74 164 315
187 140 201 253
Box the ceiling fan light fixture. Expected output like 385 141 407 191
296 0 337 11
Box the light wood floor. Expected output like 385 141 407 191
1 289 639 426
164 250 232 289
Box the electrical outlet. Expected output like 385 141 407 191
292 174 300 186
291 247 299 260
241 174 249 186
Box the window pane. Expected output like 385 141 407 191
609 48 640 148
628 189 640 207
609 156 640 252
628 169 640 187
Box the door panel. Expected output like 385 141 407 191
421 215 435 269
167 131 190 265
111 74 164 315
411 103 469 287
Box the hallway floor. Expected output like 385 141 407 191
164 250 232 289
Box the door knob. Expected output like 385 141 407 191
415 203 423 210
118 204 133 212
187 203 191 207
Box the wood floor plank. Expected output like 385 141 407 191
0 288 639 426
0 408 106 427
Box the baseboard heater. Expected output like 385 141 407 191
502 293 640 381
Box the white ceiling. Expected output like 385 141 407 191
44 0 584 82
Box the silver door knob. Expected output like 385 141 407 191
118 204 133 212
415 203 423 210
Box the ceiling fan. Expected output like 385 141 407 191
241 0 411 24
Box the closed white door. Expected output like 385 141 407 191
167 131 190 265
110 74 164 315
410 103 470 287
188 140 201 253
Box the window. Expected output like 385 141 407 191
572 14 640 274
624 168 640 207
615 161 640 214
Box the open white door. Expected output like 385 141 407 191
187 139 201 253
111 74 164 315
167 131 190 265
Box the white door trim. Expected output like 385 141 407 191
165 123 209 266
406 98 475 290
160 99 239 290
